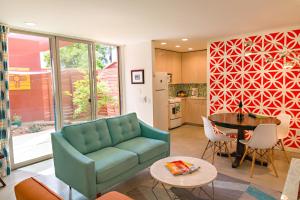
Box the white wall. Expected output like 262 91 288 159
121 41 154 125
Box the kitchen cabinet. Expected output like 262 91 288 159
183 98 207 125
181 51 207 83
155 49 182 83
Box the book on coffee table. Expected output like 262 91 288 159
165 160 199 176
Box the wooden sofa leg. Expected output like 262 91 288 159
97 193 102 198
0 177 6 187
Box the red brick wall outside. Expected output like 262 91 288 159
10 64 120 123
8 35 120 123
98 62 120 117
10 72 54 122
8 37 48 71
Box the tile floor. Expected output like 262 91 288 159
1 125 299 200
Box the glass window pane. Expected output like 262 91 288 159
58 41 91 124
8 33 54 164
95 44 120 118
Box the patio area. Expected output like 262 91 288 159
12 129 53 164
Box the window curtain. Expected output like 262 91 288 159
0 25 11 177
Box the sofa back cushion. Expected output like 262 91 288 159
106 113 141 145
61 119 112 154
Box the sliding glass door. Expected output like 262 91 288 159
7 32 54 167
7 31 121 169
94 44 120 118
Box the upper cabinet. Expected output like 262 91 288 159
182 51 207 83
155 49 182 84
154 48 207 84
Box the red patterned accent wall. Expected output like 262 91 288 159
209 28 300 151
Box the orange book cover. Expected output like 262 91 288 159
165 160 193 176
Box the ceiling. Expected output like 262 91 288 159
1 0 300 48
153 38 208 52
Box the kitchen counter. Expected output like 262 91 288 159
281 158 300 200
179 97 207 125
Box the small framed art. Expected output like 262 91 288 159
131 69 144 84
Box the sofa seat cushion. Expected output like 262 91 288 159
106 113 141 145
62 118 112 154
85 147 138 183
115 137 168 163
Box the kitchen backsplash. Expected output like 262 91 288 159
169 83 207 98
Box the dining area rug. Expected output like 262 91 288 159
126 173 281 200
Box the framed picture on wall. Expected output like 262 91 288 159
131 69 144 84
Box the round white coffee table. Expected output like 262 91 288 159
150 156 217 200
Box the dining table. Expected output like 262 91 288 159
208 113 281 168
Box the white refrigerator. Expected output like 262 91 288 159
153 72 169 131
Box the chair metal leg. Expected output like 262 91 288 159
267 150 278 177
151 180 160 200
240 146 248 165
280 139 290 163
250 150 256 178
202 140 211 159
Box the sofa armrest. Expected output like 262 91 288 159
139 120 170 144
51 132 96 199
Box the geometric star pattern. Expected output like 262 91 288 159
209 29 300 150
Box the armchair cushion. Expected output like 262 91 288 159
14 177 63 200
115 137 169 163
107 113 141 145
61 119 112 154
96 191 133 200
85 147 138 183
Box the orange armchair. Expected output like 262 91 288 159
14 177 63 200
14 177 133 200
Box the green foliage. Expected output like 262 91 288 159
95 45 110 69
65 75 115 118
60 43 89 69
12 114 22 127
42 43 113 69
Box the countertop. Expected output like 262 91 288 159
281 158 300 200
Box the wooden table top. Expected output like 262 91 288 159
208 113 281 130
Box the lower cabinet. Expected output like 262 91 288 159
182 98 207 125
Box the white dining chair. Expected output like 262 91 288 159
215 108 238 135
240 124 278 178
201 116 234 164
273 113 291 163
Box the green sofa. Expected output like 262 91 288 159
51 113 170 199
